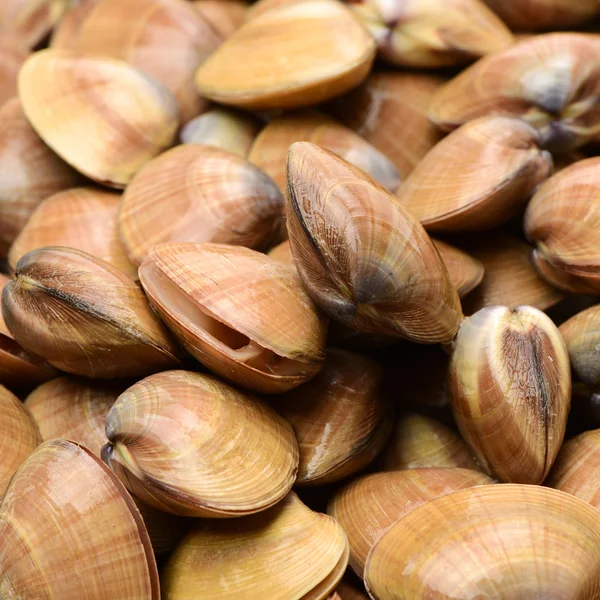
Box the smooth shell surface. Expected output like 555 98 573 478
286 142 463 344
18 50 179 187
365 485 600 600
0 439 160 599
195 0 375 109
432 239 484 298
0 39 28 106
161 492 348 600
192 0 247 39
120 145 284 267
103 370 299 517
328 469 493 577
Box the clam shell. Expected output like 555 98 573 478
332 581 369 600
18 49 179 187
2 247 179 378
193 0 247 39
268 239 295 265
0 439 159 599
276 348 391 485
8 187 136 278
328 468 493 578
195 0 375 110
0 38 28 106
0 384 41 498
396 117 552 232
286 142 463 344
0 98 81 256
365 485 600 599
120 145 284 267
103 369 299 517
449 305 571 483
248 110 400 193
381 412 478 471
139 242 327 393
161 491 348 600
432 239 484 298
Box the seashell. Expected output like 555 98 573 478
51 0 222 123
432 238 484 298
448 305 571 483
193 0 247 39
24 376 124 456
381 412 478 472
328 468 493 577
0 274 58 392
0 439 159 599
244 0 304 20
195 0 375 110
102 370 299 517
0 38 28 107
429 33 600 152
460 232 565 315
524 157 600 294
349 0 513 68
268 239 295 265
2 247 180 378
482 0 600 31
364 484 600 599
0 98 81 256
396 117 552 232
559 305 600 390
50 0 100 48
18 49 179 187
286 142 463 344
324 72 444 178
276 348 391 485
161 491 348 599
120 145 284 267
0 384 41 498
179 107 261 156
248 110 400 193
332 580 370 600
139 243 327 393
8 187 136 279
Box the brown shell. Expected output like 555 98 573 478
432 239 484 298
276 348 391 485
139 243 327 393
0 439 160 599
286 142 463 344
195 0 375 110
193 0 247 39
268 239 295 265
119 145 284 267
18 49 179 187
103 370 299 517
161 492 348 600
0 38 28 106
448 305 571 483
2 247 180 378
9 187 136 278
333 581 370 600
328 468 494 577
0 98 81 256
248 110 400 193
365 485 600 599
396 117 552 232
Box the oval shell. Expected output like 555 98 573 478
432 239 484 298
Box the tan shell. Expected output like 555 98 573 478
248 110 400 193
49 0 99 48
429 33 600 152
350 0 513 68
0 439 159 599
328 469 493 578
120 145 284 267
162 492 348 600
396 117 552 232
268 239 295 265
195 0 375 110
0 38 28 107
449 305 571 483
286 142 463 344
0 384 41 498
9 187 136 278
179 107 261 156
325 72 444 178
193 0 247 39
51 0 222 123
432 239 484 298
18 49 179 187
103 370 299 517
365 484 600 599
2 247 179 378
139 243 327 393
276 348 391 485
381 412 478 472
525 157 600 294
0 98 81 256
